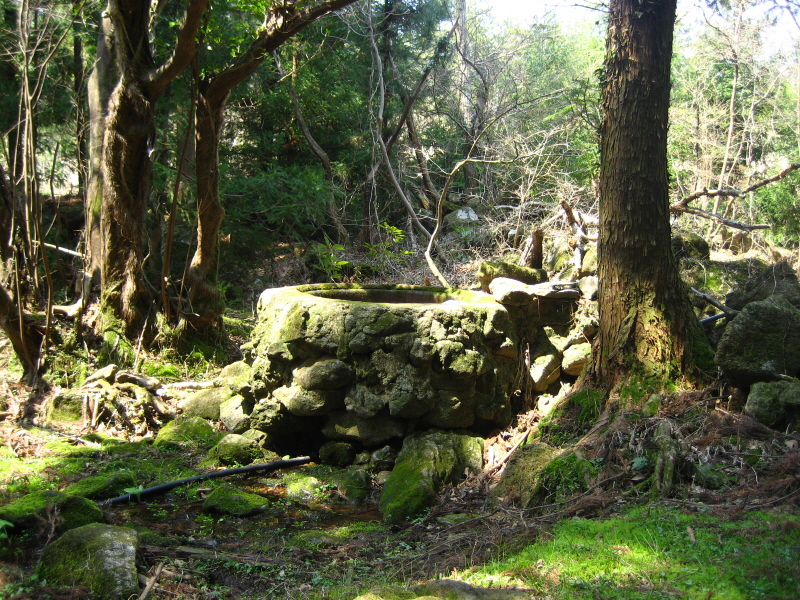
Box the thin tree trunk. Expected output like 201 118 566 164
185 0 358 331
0 283 42 381
84 10 114 286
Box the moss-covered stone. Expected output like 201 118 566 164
46 389 84 422
181 386 235 419
715 296 800 385
153 416 218 449
219 394 253 434
318 440 357 466
37 524 139 600
672 231 710 260
63 472 137 500
282 465 369 504
379 431 482 523
216 360 253 398
206 433 263 466
0 491 103 534
202 483 270 516
477 260 547 292
492 442 561 508
745 380 800 430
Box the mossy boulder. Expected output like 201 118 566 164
153 416 218 449
492 442 561 508
318 440 357 466
207 433 263 466
476 260 547 291
0 491 103 534
745 380 800 430
46 389 84 422
562 342 591 376
672 230 710 260
379 431 483 523
37 524 139 600
63 472 137 500
181 386 235 419
694 462 735 490
292 358 355 390
219 394 253 434
202 483 270 516
216 360 253 399
715 296 800 385
283 465 369 504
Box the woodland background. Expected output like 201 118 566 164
1 0 800 376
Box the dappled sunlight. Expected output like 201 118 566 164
466 505 800 599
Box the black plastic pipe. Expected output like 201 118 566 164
103 456 311 506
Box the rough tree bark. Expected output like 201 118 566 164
84 10 114 286
593 0 709 396
100 0 208 336
185 0 358 332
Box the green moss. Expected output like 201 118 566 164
98 306 136 367
153 416 219 449
63 472 137 500
0 491 103 533
688 322 716 376
202 483 270 516
282 466 369 504
537 451 598 503
468 505 800 599
618 374 674 409
539 389 605 446
37 524 139 599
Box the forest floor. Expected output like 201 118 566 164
1 246 800 599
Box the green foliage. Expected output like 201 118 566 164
757 178 800 245
221 164 334 241
307 237 350 282
364 222 411 264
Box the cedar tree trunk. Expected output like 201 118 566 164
595 0 707 394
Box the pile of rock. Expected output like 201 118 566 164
714 262 800 430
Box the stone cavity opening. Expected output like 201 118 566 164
300 285 450 305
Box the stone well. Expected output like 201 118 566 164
242 284 521 449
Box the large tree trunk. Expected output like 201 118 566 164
99 0 208 336
101 79 155 333
594 0 708 395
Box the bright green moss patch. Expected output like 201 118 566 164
466 505 800 599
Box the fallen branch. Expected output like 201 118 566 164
137 562 164 600
103 456 311 505
669 204 770 232
690 287 740 316
676 163 800 208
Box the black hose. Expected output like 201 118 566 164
103 456 311 506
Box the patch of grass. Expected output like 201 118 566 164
465 504 800 599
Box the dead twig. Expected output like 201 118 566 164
137 561 164 600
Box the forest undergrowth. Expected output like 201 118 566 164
0 242 799 600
